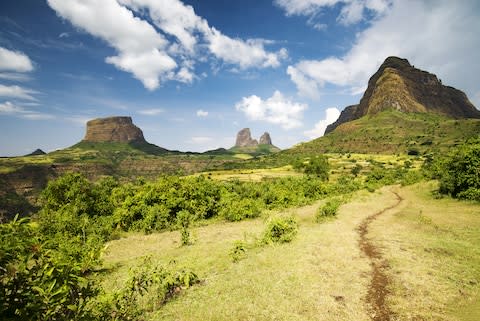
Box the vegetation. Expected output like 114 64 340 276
437 137 480 201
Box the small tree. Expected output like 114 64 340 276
439 137 480 201
303 156 330 181
176 210 192 245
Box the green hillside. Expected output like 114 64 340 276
291 109 480 155
229 144 281 156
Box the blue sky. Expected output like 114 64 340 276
1 0 479 156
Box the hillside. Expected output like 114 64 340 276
326 56 480 134
291 109 480 155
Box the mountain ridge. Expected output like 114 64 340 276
325 56 480 134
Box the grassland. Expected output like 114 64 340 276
291 109 480 155
100 181 480 321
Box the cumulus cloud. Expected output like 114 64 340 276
304 107 340 139
47 0 176 90
196 109 208 117
274 0 391 25
287 0 480 102
235 90 307 129
48 0 286 90
138 108 164 116
0 84 38 101
0 47 34 72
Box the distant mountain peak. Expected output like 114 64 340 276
83 116 145 143
235 128 274 147
325 56 480 134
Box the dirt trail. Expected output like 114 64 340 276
357 190 403 321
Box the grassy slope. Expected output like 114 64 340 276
100 181 480 321
291 110 480 155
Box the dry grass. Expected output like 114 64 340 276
100 183 480 321
369 182 480 320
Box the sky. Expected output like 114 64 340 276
1 0 480 156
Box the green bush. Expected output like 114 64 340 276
316 199 342 221
219 196 262 221
0 216 97 321
438 137 480 201
229 240 247 262
262 214 298 244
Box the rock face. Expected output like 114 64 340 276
259 132 272 145
235 128 259 147
83 116 145 143
325 56 480 134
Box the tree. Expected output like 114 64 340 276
439 137 480 201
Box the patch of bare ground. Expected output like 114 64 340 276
357 190 403 321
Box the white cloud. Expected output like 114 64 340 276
138 108 164 116
287 0 480 102
0 101 25 114
48 0 286 90
0 73 32 82
0 47 34 72
235 90 308 129
196 109 208 117
304 107 340 139
48 0 176 90
0 101 54 120
274 0 391 25
0 84 38 101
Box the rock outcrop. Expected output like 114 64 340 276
259 132 272 145
235 128 259 147
83 116 145 143
325 56 480 134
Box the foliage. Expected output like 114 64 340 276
0 216 97 321
294 155 330 180
93 257 198 321
176 210 192 245
262 214 298 244
438 137 480 201
229 240 248 262
316 199 343 221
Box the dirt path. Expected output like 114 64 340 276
357 190 403 321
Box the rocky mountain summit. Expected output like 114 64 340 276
83 116 145 143
326 56 480 134
235 128 274 147
235 128 258 147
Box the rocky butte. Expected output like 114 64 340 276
235 128 274 147
325 56 480 134
83 116 146 143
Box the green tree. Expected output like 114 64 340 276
439 137 480 201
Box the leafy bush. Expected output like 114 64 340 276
316 199 342 221
0 216 97 321
176 210 192 245
219 196 262 221
229 240 247 262
93 258 198 321
262 214 298 244
438 137 480 201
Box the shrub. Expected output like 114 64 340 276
176 210 192 246
438 137 480 201
262 214 298 244
219 196 262 221
229 240 247 262
0 216 98 321
316 199 342 221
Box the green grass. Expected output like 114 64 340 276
100 182 480 320
291 109 480 155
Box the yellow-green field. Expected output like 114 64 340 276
100 182 480 320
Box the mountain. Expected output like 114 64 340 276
24 149 46 156
231 128 280 155
73 116 169 155
325 56 480 134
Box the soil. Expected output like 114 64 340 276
357 190 403 321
